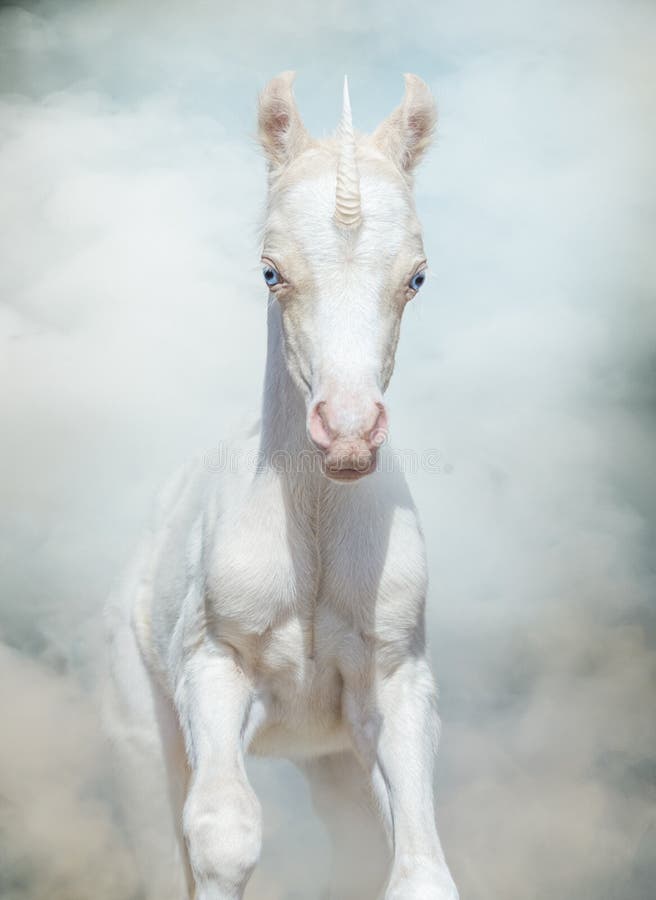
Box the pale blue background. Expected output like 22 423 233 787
1 1 655 898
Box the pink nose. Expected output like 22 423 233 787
308 400 388 480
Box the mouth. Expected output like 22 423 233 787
323 459 377 482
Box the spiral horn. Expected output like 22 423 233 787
334 76 362 229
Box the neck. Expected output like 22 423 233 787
258 302 314 472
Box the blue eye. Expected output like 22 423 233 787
263 265 282 287
410 270 426 292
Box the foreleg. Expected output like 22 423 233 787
176 643 261 900
302 751 389 899
345 656 458 900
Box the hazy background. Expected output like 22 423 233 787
1 0 655 897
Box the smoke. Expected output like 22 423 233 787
0 644 138 899
1 0 655 898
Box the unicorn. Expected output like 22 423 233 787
106 71 458 900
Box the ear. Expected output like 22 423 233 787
372 74 437 174
258 71 311 170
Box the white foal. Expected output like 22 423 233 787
106 72 458 900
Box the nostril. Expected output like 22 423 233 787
368 404 388 449
308 401 333 451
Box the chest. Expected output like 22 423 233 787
205 487 427 688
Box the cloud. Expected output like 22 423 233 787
0 644 138 900
1 0 655 898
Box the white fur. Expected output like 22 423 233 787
106 73 458 900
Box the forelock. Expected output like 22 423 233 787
265 137 418 252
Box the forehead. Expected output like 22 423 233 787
264 151 423 265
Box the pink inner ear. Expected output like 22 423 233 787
407 110 429 143
263 102 290 138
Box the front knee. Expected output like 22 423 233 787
183 779 262 890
